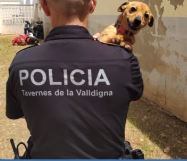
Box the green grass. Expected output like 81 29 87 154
0 35 29 159
0 35 25 102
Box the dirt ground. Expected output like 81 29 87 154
0 35 186 159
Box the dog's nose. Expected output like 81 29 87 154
134 16 142 27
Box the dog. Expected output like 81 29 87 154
94 1 154 51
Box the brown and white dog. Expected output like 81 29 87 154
94 1 154 51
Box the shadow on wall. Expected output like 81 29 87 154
132 0 185 71
169 0 184 9
133 0 168 73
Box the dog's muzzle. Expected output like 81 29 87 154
128 16 142 31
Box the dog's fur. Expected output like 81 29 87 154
94 1 154 51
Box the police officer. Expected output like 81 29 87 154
6 0 143 159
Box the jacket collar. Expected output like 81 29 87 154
45 25 93 42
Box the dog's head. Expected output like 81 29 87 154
118 1 154 34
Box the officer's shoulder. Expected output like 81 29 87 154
10 44 39 68
16 44 38 56
95 40 133 60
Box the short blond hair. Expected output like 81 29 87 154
47 0 91 18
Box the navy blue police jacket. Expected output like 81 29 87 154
6 25 143 159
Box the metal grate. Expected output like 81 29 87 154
0 5 34 25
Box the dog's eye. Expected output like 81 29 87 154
144 13 149 19
130 7 137 12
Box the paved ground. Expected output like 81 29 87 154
0 35 186 159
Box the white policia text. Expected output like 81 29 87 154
19 68 111 86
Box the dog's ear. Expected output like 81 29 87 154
149 16 154 27
118 2 129 12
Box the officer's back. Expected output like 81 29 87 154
6 0 143 159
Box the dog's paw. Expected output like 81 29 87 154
93 33 101 40
120 42 133 52
125 45 133 52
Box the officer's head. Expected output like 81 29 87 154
40 0 96 27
